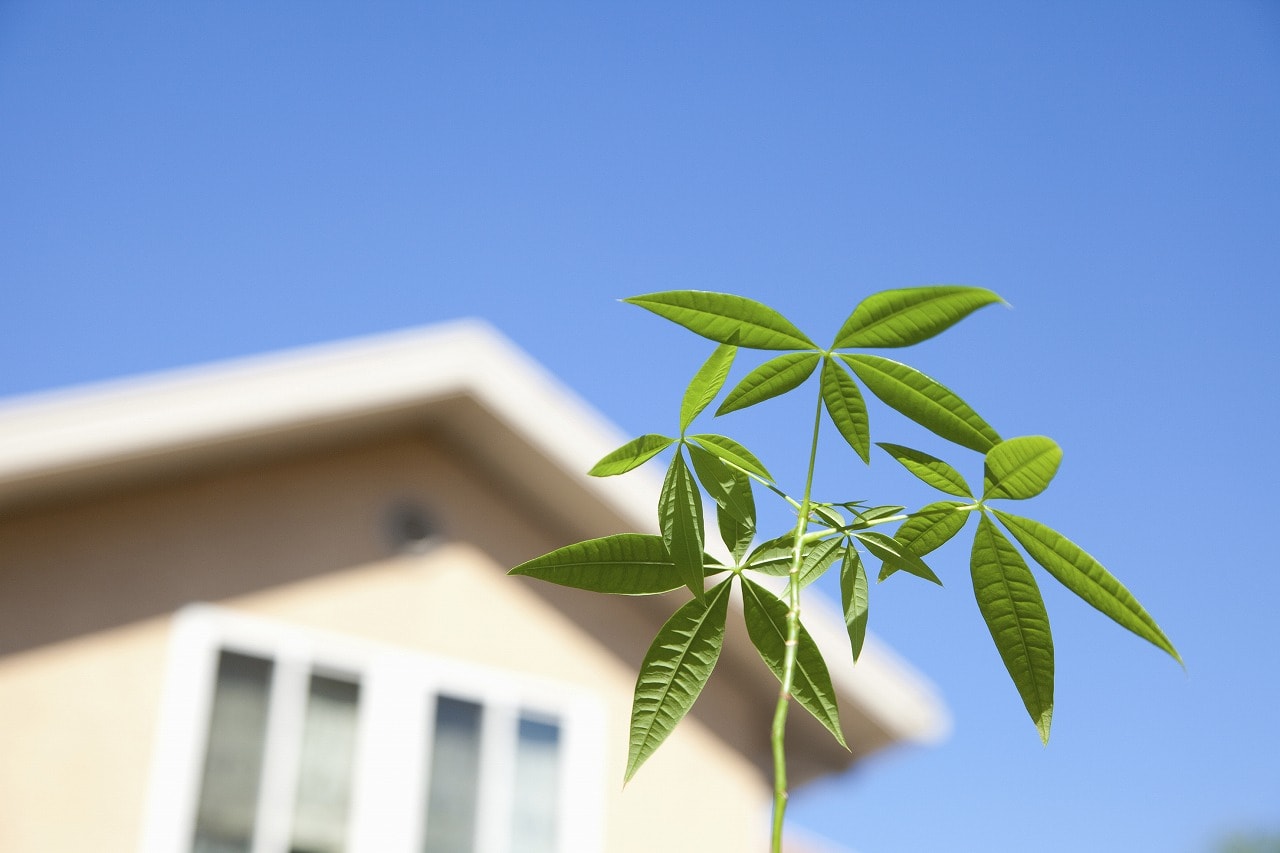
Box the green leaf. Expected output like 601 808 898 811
810 504 846 529
688 433 773 481
680 342 737 431
742 533 809 577
820 357 871 462
834 286 1003 349
841 354 1001 452
992 510 1181 663
626 578 733 782
686 443 756 561
716 352 820 415
840 547 869 663
971 514 1055 744
589 434 675 477
854 530 941 585
509 533 689 594
877 442 973 497
740 577 848 749
889 501 970 572
625 291 816 350
983 435 1063 500
851 504 907 527
797 537 843 588
659 453 706 600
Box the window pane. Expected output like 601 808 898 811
289 674 360 853
511 716 561 853
422 696 483 853
193 651 274 853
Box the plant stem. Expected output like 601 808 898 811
769 389 825 853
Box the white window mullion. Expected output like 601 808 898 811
250 645 309 853
476 698 517 853
347 657 427 853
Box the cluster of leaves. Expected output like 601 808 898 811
510 287 1180 795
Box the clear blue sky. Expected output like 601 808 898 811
2 3 1277 851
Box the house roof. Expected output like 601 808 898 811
0 320 948 778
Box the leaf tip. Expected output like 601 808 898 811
1036 706 1053 746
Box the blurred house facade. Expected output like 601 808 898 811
0 322 947 853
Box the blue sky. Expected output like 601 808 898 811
2 2 1278 851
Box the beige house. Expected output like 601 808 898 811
0 321 947 853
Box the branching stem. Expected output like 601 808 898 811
769 388 825 853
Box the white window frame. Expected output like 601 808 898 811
139 604 606 853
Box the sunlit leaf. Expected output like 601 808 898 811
687 442 756 561
625 291 816 350
509 533 687 594
883 502 970 581
877 442 973 497
680 341 737 431
820 357 870 462
688 433 773 481
834 286 1003 349
659 453 706 600
840 546 869 662
854 530 941 585
797 537 843 588
810 504 846 529
626 579 733 782
841 354 1001 452
740 577 848 749
589 434 675 477
993 510 1181 664
717 352 820 415
743 533 807 577
983 435 1063 500
971 514 1055 744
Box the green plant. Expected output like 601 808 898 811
510 287 1180 852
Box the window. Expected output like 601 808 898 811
141 605 605 853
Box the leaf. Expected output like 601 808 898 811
740 577 848 749
877 442 974 497
716 352 820 415
854 530 941 585
840 547 869 663
810 504 846 529
680 341 737 431
888 501 970 574
992 510 1181 663
509 533 689 594
983 435 1063 500
626 579 733 781
834 286 1003 349
851 504 907 527
820 357 871 462
659 453 706 600
841 354 1001 452
797 537 844 588
625 291 816 350
686 443 756 561
971 514 1055 744
742 533 809 577
688 433 773 481
589 434 675 477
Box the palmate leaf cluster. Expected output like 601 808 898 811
510 286 1180 787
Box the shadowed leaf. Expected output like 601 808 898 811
821 357 870 462
659 453 706 600
855 530 941 585
840 546 869 662
740 577 847 749
626 579 733 781
877 442 973 497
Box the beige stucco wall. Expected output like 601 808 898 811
0 433 769 852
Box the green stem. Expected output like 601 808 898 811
769 389 825 853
